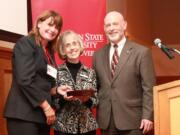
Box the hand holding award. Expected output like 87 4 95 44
67 89 95 102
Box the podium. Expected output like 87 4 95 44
153 80 180 135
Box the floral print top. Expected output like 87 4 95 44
52 63 98 134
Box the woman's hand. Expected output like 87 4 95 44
56 85 72 96
57 85 75 101
43 105 56 125
40 100 56 125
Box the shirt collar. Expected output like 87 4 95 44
111 36 126 47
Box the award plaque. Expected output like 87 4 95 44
67 89 95 97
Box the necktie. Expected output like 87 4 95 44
111 45 119 78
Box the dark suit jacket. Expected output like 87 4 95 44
4 36 54 124
93 40 156 130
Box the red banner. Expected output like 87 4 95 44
31 0 106 67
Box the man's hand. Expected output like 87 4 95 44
140 119 153 134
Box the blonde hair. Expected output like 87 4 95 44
57 30 84 60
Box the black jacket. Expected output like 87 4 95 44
4 36 54 123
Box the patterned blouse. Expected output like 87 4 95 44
53 63 98 134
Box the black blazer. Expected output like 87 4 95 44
4 36 54 123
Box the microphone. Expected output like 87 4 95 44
154 38 174 59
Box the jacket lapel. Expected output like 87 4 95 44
112 40 133 82
103 44 112 81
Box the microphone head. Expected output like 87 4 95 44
154 38 161 45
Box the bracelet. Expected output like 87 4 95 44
43 105 51 112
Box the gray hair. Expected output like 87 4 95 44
57 30 84 60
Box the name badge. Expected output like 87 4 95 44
47 64 57 79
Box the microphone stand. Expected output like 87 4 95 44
169 48 180 55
